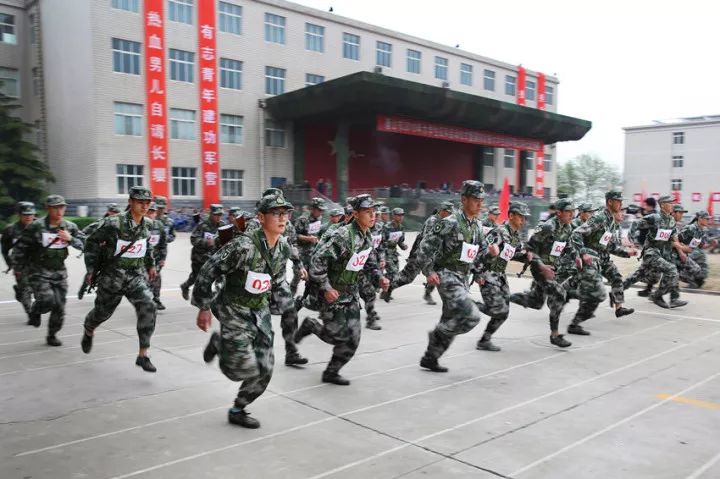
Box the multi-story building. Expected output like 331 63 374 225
0 0 590 212
623 116 720 214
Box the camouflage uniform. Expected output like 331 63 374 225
147 209 168 306
295 195 383 384
291 198 326 294
382 209 407 286
678 218 710 288
1 203 35 320
360 216 385 329
181 205 226 297
12 196 84 342
153 196 175 305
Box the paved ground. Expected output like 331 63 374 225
1 233 719 479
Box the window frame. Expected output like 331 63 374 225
0 13 16 44
460 63 473 86
221 169 244 197
526 79 536 101
503 148 516 169
342 32 360 60
434 56 448 81
671 178 683 191
168 0 194 25
112 0 140 13
116 164 144 194
544 153 553 172
219 57 242 90
406 49 421 74
265 119 286 148
672 132 685 145
672 155 684 168
483 69 495 91
114 102 143 136
305 23 325 52
483 149 495 167
264 12 286 44
169 108 196 140
171 166 198 196
218 1 242 35
168 48 195 83
305 73 325 86
376 40 392 68
0 67 19 97
219 113 243 144
112 38 141 75
505 75 516 96
546 85 554 105
265 66 286 96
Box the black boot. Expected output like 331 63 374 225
27 314 41 327
180 283 189 301
637 286 652 297
81 331 93 354
203 332 219 363
423 291 436 305
135 355 157 373
550 334 572 348
154 299 166 310
381 286 393 303
476 338 501 352
366 313 382 330
615 307 634 318
228 408 260 428
652 295 670 309
567 323 591 336
322 370 350 385
46 335 62 347
419 355 448 372
284 352 309 366
669 298 688 308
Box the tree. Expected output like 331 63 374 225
0 91 54 220
557 154 621 205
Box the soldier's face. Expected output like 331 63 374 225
672 211 684 222
558 210 574 224
659 202 673 214
439 209 451 219
698 217 709 227
47 205 66 221
508 212 526 229
146 210 157 219
393 214 403 224
381 213 389 222
330 215 341 224
461 196 483 218
259 208 288 236
488 213 498 223
311 208 323 219
354 208 375 231
130 199 151 216
20 214 34 225
607 199 622 213
580 211 592 221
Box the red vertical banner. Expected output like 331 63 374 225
516 65 526 105
144 0 169 199
534 148 545 198
537 72 546 110
197 0 220 208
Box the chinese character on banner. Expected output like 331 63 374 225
713 192 720 202
197 0 219 207
534 148 545 198
144 0 169 200
537 72 546 110
633 193 643 203
517 65 526 106
671 191 681 203
692 192 702 202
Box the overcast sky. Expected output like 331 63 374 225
292 0 719 171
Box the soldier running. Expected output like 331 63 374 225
180 204 225 300
1 202 37 324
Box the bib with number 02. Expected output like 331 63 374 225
115 238 148 258
499 243 516 262
459 242 480 263
346 248 372 272
148 234 160 246
388 231 402 242
41 232 68 249
550 241 567 257
244 271 272 295
655 228 672 241
371 234 382 249
689 238 702 249
307 221 322 235
598 231 613 246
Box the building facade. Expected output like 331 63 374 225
623 116 720 214
0 0 578 212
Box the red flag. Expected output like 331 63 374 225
517 66 526 105
497 177 510 223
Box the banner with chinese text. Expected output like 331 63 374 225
198 0 220 207
537 72 546 110
517 66 526 106
534 148 545 198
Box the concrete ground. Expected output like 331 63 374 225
1 232 719 479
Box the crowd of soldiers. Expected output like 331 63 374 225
1 182 716 429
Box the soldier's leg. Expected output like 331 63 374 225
623 259 652 290
602 258 632 318
47 271 68 339
84 273 126 334
235 317 275 408
16 273 34 319
569 261 606 333
359 274 380 329
510 278 546 310
125 274 157 350
544 279 567 333
323 301 362 377
152 268 162 302
478 274 510 348
679 256 703 287
393 256 421 289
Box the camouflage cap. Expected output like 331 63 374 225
487 206 501 215
228 207 241 216
258 194 294 213
46 194 67 206
329 208 344 217
672 204 688 213
578 203 597 212
154 196 168 208
18 202 36 215
262 188 283 197
657 195 674 204
440 201 454 212
508 201 531 216
695 210 712 220
548 202 557 210
209 204 224 215
344 205 354 215
349 194 376 210
379 206 390 214
107 203 122 213
129 186 153 200
148 202 157 211
311 197 328 210
392 207 405 215
460 180 486 199
605 190 625 201
555 198 575 211
240 210 256 220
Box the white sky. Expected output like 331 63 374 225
291 0 720 171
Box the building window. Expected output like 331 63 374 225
483 149 495 167
265 119 286 147
673 132 684 144
169 48 194 82
305 23 324 52
305 73 325 86
32 67 40 96
29 14 37 44
114 102 143 136
220 114 243 144
483 69 495 91
672 155 684 168
116 164 144 194
460 63 473 86
505 75 516 96
546 85 554 105
169 108 196 140
112 0 140 13
544 153 553 172
526 80 536 101
435 56 448 80
343 32 360 60
265 66 285 95
503 149 515 168
671 179 682 191
406 49 421 74
221 169 244 197
0 67 19 97
172 167 197 196
168 0 193 25
219 58 242 89
524 151 535 170
0 13 16 44
376 41 392 68
264 13 285 44
218 1 241 34
112 38 141 75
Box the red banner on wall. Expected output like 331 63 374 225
517 66 526 106
537 72 546 110
534 148 545 197
633 193 643 203
144 0 169 199
671 191 681 203
692 192 702 202
197 0 220 208
376 115 543 151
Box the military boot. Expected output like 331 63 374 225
46 335 62 347
135 355 157 373
366 313 382 330
228 408 260 429
180 283 190 301
154 299 166 310
637 286 653 297
322 370 351 385
81 331 93 354
509 292 527 308
380 286 394 303
203 332 219 363
419 355 448 372
651 294 670 309
615 306 634 318
423 291 437 305
669 298 688 308
284 352 309 366
567 323 591 336
476 338 501 352
550 334 572 348
27 314 41 327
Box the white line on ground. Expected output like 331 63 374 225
635 310 720 323
686 449 720 479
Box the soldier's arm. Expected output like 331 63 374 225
416 220 448 277
1 226 12 267
156 224 168 263
67 222 85 251
84 219 113 273
295 217 315 244
569 217 598 258
192 240 246 310
363 240 383 283
308 230 343 292
10 224 37 270
166 219 176 243
525 223 551 263
189 223 204 247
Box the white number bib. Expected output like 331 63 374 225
655 229 672 241
459 242 480 263
203 232 216 241
115 238 147 258
371 234 382 249
388 231 402 242
500 243 516 262
689 238 702 249
308 221 322 235
244 271 272 295
148 234 160 246
482 226 493 236
599 231 613 246
346 248 372 272
41 232 68 249
550 241 567 257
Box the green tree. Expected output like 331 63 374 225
557 154 621 205
0 91 54 220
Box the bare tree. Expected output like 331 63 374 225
557 154 621 205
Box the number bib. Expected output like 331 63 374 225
115 238 147 258
459 242 479 263
371 234 382 249
148 234 160 246
244 271 272 295
203 232 216 241
482 226 493 236
346 248 372 272
307 221 322 235
41 233 68 249
550 241 567 257
655 229 672 241
500 243 517 262
599 231 613 246
689 238 702 249
388 231 402 242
